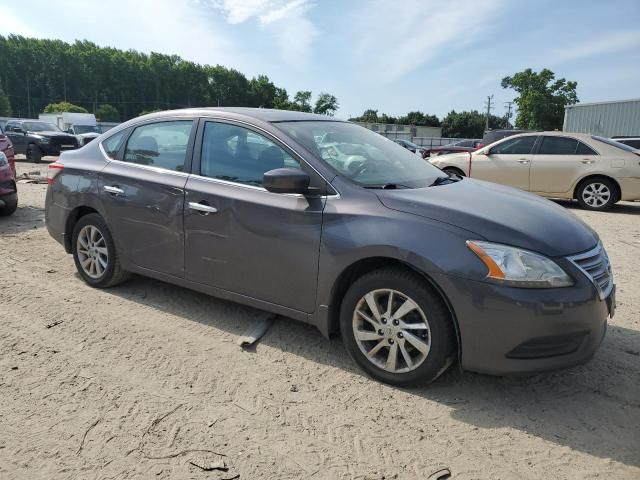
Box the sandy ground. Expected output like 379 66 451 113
1 158 639 480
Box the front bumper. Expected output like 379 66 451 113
431 269 611 375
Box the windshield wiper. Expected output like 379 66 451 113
430 175 462 186
363 183 411 190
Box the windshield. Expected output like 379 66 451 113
275 121 446 188
592 136 638 152
74 125 100 134
24 122 61 132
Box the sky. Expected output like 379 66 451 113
1 0 639 120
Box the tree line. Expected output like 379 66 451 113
0 34 339 121
350 68 578 138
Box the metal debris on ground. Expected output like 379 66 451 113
188 458 228 472
427 467 451 480
46 320 63 329
236 314 276 348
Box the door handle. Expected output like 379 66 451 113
103 185 125 196
518 159 530 164
581 159 595 164
188 201 218 215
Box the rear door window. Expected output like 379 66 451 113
538 136 579 155
123 121 194 172
489 136 537 155
576 141 598 155
102 130 128 159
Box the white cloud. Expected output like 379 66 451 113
212 0 318 65
0 0 239 68
350 0 504 83
548 31 640 65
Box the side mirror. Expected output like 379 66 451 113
263 168 310 194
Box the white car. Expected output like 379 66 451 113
429 131 640 210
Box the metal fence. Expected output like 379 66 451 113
409 137 481 148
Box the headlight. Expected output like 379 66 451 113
467 240 573 288
0 152 7 167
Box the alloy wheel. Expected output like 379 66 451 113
582 182 611 208
76 225 109 279
352 289 431 373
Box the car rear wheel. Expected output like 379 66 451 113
577 178 617 211
340 268 456 386
72 213 130 288
26 144 42 163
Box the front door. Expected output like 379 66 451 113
98 119 195 278
184 120 325 313
470 135 538 191
530 136 600 194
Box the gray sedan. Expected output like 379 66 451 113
45 108 615 386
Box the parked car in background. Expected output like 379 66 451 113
0 123 16 178
430 131 640 210
39 112 101 146
394 139 426 156
4 120 79 162
476 129 535 148
46 108 614 386
422 139 481 158
0 151 17 216
611 137 640 149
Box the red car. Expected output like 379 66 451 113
422 140 481 158
0 124 18 216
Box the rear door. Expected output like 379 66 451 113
470 135 538 190
530 136 599 194
5 122 27 154
183 120 325 313
98 119 196 278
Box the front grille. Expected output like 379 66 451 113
568 243 613 300
50 136 78 149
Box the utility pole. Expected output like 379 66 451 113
504 101 514 127
484 94 494 131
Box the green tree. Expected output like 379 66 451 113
249 75 277 108
272 87 291 110
96 104 119 122
441 110 507 138
501 68 578 130
350 109 379 123
43 101 88 113
397 111 441 127
313 92 339 116
0 88 11 116
292 90 312 112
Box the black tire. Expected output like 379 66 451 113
576 177 617 211
443 167 465 177
71 213 130 288
27 144 42 163
340 268 456 387
0 195 18 216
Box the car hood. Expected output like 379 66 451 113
28 130 76 138
375 178 598 257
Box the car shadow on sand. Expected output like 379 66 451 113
0 205 45 235
554 199 640 215
104 275 640 469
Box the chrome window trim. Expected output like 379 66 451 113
567 242 613 300
188 173 340 200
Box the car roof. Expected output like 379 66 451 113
138 107 339 123
507 131 596 141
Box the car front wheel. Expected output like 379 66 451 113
26 144 42 163
72 213 130 288
340 268 456 386
577 178 617 210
